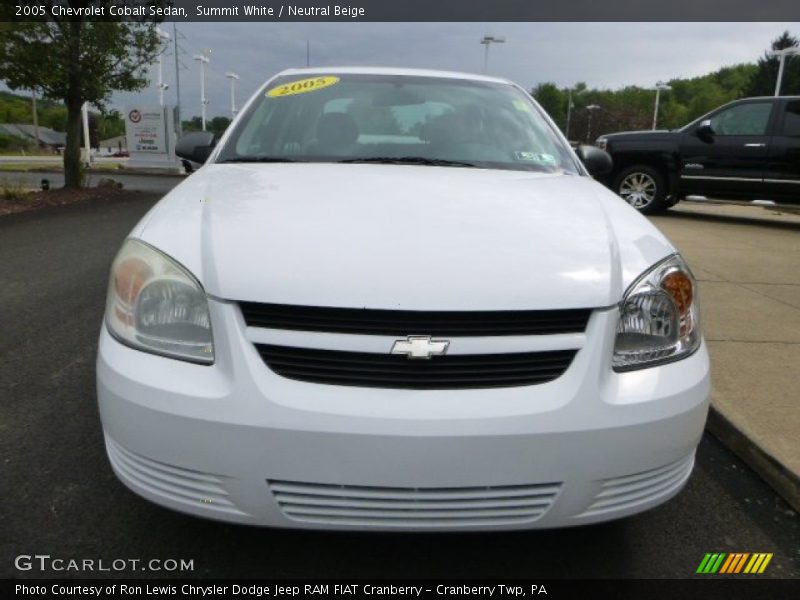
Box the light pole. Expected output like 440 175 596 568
173 23 184 135
651 81 671 130
82 102 91 165
155 27 170 107
768 47 800 96
193 51 210 130
565 86 586 142
585 104 600 143
31 88 39 150
480 35 505 74
225 72 240 119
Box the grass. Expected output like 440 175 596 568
0 179 30 202
0 162 123 172
88 163 126 172
0 151 56 157
0 163 54 172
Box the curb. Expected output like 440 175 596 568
2 168 186 179
669 204 800 231
707 405 800 513
50 168 187 178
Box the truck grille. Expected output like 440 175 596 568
256 344 577 389
240 302 591 336
268 479 562 527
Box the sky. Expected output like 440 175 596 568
12 22 800 120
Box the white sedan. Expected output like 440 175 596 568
97 67 710 530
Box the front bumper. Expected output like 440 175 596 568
97 300 711 531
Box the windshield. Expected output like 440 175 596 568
215 73 581 174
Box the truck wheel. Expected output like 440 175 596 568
614 166 668 214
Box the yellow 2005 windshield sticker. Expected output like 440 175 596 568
267 76 340 98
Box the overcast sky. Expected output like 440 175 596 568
20 22 800 119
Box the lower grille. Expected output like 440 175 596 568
268 480 562 527
105 437 247 517
579 453 695 517
256 344 577 389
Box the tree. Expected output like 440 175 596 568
95 110 125 142
208 116 232 138
182 116 205 133
745 31 800 97
523 59 764 140
40 105 68 132
530 83 566 130
0 7 161 187
0 133 34 152
182 115 231 138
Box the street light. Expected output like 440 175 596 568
82 102 91 165
565 86 586 142
31 88 40 149
155 27 171 107
480 35 505 74
768 47 800 96
650 81 671 130
225 72 240 119
193 51 211 130
585 104 601 143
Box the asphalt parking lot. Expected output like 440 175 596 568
1 192 798 579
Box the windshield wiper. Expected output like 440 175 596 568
219 156 300 163
338 156 480 168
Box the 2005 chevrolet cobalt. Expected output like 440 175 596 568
97 67 710 530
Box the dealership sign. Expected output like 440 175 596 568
126 106 168 154
124 105 180 172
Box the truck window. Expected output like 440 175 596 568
709 102 772 136
781 100 800 136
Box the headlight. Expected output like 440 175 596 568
105 239 214 364
613 254 701 371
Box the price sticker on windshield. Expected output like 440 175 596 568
267 76 340 98
516 151 558 166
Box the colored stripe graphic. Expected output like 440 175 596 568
758 554 773 573
744 553 773 574
697 553 727 573
737 553 751 573
731 553 749 573
697 552 773 574
744 554 760 573
719 554 736 573
696 553 713 573
710 553 726 573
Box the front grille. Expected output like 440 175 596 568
240 302 591 336
268 479 562 527
256 344 577 389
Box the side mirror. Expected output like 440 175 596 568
576 144 613 177
696 119 714 138
175 131 216 164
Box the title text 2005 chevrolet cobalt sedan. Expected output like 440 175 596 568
97 68 710 530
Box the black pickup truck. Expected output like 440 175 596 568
596 96 800 213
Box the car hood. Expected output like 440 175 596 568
135 163 676 310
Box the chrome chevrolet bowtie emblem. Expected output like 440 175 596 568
391 336 450 360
